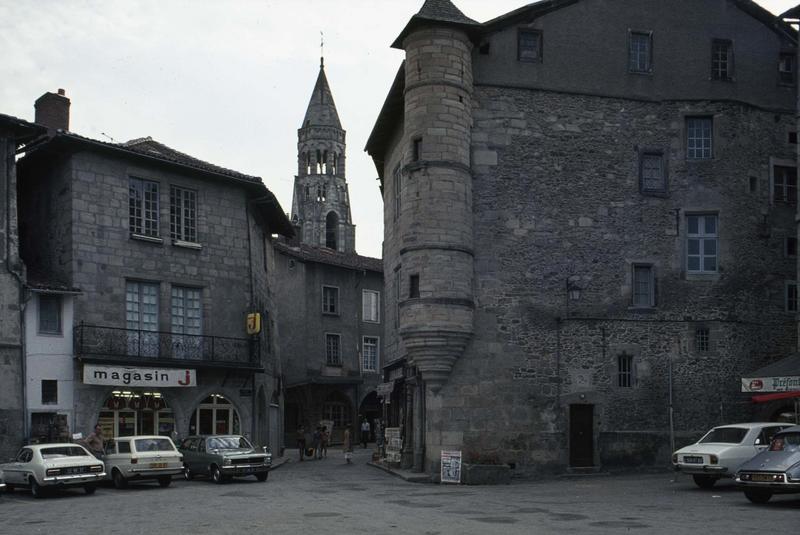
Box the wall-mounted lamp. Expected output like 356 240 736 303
567 279 582 301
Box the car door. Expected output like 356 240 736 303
4 448 33 485
196 438 210 474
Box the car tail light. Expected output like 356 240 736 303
131 458 138 464
90 465 103 472
709 455 718 464
46 468 60 476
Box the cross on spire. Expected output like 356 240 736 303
320 31 324 68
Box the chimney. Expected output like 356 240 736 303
34 88 70 131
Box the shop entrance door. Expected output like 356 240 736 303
569 404 594 467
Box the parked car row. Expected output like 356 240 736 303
673 422 800 503
0 434 271 498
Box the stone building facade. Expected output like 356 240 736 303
367 0 799 475
16 91 292 453
0 114 46 459
275 60 384 445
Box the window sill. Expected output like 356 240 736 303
325 363 343 368
628 70 653 76
627 306 656 313
322 312 340 317
130 233 163 245
685 272 720 282
639 190 669 198
37 331 64 337
362 320 381 324
173 239 202 250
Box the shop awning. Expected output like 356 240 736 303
741 353 800 394
751 391 800 404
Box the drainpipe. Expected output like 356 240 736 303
5 137 28 443
244 200 257 444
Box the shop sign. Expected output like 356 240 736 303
84 364 196 387
384 427 402 464
741 376 800 393
440 450 462 484
376 382 394 397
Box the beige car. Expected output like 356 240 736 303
1 443 105 498
103 436 183 489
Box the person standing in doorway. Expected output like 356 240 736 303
85 423 105 458
320 426 329 459
295 424 306 462
360 418 370 448
343 427 352 464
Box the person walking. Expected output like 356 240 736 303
312 426 322 459
360 418 370 448
343 427 352 464
320 426 329 459
295 424 306 462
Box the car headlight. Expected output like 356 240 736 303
709 455 718 465
90 465 103 472
46 468 60 477
223 458 232 466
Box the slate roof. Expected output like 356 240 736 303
301 61 342 130
274 241 382 273
0 112 47 140
781 4 800 19
392 0 480 48
745 353 800 378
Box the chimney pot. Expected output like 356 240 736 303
34 89 70 131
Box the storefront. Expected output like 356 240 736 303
188 394 241 435
742 353 800 424
98 391 175 438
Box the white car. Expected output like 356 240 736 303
672 422 790 488
103 435 183 489
1 443 105 498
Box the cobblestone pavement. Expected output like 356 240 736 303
1 447 797 535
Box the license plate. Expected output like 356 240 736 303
683 456 703 464
752 474 774 482
150 462 167 469
237 467 254 474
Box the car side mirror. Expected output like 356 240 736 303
212 448 219 454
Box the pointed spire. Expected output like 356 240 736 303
301 60 341 129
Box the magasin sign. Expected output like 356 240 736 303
83 364 196 387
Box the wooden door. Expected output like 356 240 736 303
569 404 594 467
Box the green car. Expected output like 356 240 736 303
179 435 271 483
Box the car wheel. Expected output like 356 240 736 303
157 476 172 488
30 478 45 499
211 465 224 484
113 469 128 489
744 489 773 504
256 472 268 482
692 475 717 489
5 484 13 493
84 485 97 495
183 464 193 481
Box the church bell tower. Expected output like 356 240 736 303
291 57 356 253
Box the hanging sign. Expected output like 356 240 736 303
246 313 262 335
440 450 462 484
84 364 196 387
741 376 800 393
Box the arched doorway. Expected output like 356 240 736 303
325 211 338 249
98 391 173 438
189 394 241 435
359 391 380 441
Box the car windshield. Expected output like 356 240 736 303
770 432 800 451
134 438 175 452
699 427 747 444
41 446 88 458
207 437 252 450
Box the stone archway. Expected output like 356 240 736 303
358 390 380 442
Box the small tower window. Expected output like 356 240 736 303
325 211 338 249
409 274 420 298
412 138 422 162
305 185 310 201
322 150 328 174
332 153 338 175
306 152 311 175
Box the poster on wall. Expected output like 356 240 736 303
83 364 196 387
440 450 462 484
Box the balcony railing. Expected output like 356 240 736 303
74 323 260 367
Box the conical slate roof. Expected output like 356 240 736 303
301 60 342 129
392 0 479 48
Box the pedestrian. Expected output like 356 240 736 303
85 423 105 458
360 418 370 448
296 424 306 462
313 426 322 459
343 427 352 464
320 426 329 459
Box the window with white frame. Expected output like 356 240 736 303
773 165 797 205
711 39 733 81
38 294 62 335
325 333 341 365
362 290 380 323
632 265 654 307
779 53 796 86
362 336 379 372
323 403 348 428
129 178 160 237
126 281 159 357
170 186 197 243
618 353 634 387
628 31 652 73
786 281 798 313
686 214 718 273
322 285 339 315
171 286 202 358
686 117 713 160
695 327 710 352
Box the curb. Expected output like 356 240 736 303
270 457 290 471
367 461 433 483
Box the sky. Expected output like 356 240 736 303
1 0 797 259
